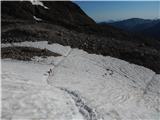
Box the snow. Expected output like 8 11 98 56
48 49 160 120
2 59 51 86
33 16 42 21
2 41 160 120
2 60 84 120
30 0 49 9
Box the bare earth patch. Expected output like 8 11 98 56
1 46 61 61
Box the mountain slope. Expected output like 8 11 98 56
1 1 160 73
1 1 96 28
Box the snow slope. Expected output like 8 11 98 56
1 41 160 120
48 49 160 120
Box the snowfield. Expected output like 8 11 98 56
2 60 84 120
1 41 160 120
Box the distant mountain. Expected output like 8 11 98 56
107 18 152 30
130 20 160 32
100 20 117 23
105 18 160 39
141 22 160 39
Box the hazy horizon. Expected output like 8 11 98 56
74 1 160 22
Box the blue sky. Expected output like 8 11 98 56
74 1 160 22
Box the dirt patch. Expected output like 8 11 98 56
1 46 61 61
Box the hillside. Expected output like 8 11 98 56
1 1 96 30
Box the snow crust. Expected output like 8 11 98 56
2 41 160 120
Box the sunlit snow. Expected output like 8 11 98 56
2 41 160 120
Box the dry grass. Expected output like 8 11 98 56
1 46 61 61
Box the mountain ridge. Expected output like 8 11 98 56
103 18 160 39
